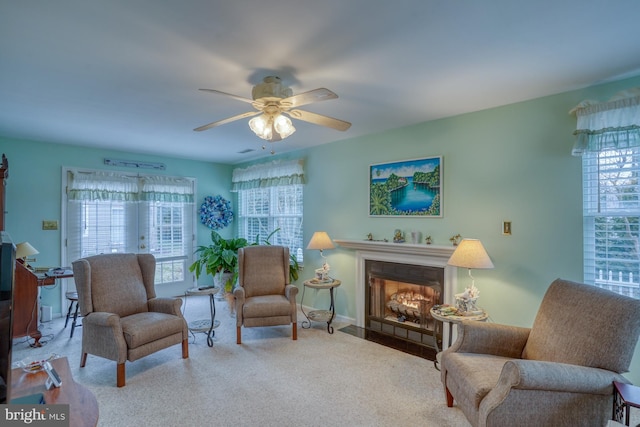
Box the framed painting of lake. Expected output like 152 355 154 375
369 156 442 217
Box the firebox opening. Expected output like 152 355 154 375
364 260 444 360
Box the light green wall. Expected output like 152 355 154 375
0 138 233 311
241 74 640 384
2 74 639 384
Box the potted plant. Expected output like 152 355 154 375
189 230 249 293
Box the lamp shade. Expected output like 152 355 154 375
306 232 335 251
447 239 494 269
16 241 39 259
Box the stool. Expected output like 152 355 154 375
64 291 81 338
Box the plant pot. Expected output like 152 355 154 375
214 271 234 300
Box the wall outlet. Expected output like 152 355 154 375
42 220 58 230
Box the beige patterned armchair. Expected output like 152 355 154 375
234 245 298 344
72 253 188 387
441 278 640 427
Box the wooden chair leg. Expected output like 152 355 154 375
236 326 241 344
80 352 87 368
182 338 189 358
292 322 297 340
117 363 125 388
446 386 454 407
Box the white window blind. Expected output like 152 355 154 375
232 160 304 263
583 149 640 298
573 88 640 299
237 185 304 262
64 169 195 288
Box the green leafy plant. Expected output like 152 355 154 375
189 230 249 292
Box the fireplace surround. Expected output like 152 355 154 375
335 239 457 358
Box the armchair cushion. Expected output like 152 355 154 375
242 295 294 318
121 312 185 349
522 279 640 373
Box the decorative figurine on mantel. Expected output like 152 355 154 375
365 233 389 242
425 235 432 245
393 229 405 243
449 234 462 246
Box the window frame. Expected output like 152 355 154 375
582 148 640 299
236 183 304 264
62 168 196 303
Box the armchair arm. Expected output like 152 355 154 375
498 359 628 394
447 321 531 358
82 312 127 363
148 297 183 317
83 311 122 328
285 284 298 323
234 287 246 325
478 360 628 427
285 284 298 301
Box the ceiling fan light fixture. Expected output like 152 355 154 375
274 114 295 139
249 114 272 140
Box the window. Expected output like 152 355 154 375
64 169 195 288
232 159 305 263
582 148 640 298
237 185 304 262
573 89 640 298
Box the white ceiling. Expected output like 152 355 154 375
2 1 640 165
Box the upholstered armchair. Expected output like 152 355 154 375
234 245 298 344
441 278 640 427
72 253 188 387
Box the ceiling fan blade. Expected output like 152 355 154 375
287 109 351 131
198 88 254 104
280 88 338 109
194 111 260 132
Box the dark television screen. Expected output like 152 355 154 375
0 231 16 404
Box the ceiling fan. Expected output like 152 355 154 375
194 76 351 148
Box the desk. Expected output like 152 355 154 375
301 279 341 334
11 357 99 427
430 306 488 370
185 287 220 347
14 263 74 346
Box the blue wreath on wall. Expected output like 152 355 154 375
199 195 233 230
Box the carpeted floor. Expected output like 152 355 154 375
12 295 470 427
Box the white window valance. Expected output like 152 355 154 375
570 88 640 156
231 159 305 191
67 170 194 203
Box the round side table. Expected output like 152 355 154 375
301 279 341 334
185 286 221 347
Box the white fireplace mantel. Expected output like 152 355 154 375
335 239 458 338
334 239 456 260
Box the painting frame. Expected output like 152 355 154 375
369 156 442 217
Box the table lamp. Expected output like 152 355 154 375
447 238 494 310
16 241 39 269
306 231 335 281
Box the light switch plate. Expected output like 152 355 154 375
502 221 512 235
42 220 58 230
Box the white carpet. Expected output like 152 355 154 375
12 295 470 427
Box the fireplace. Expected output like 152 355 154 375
334 239 457 359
